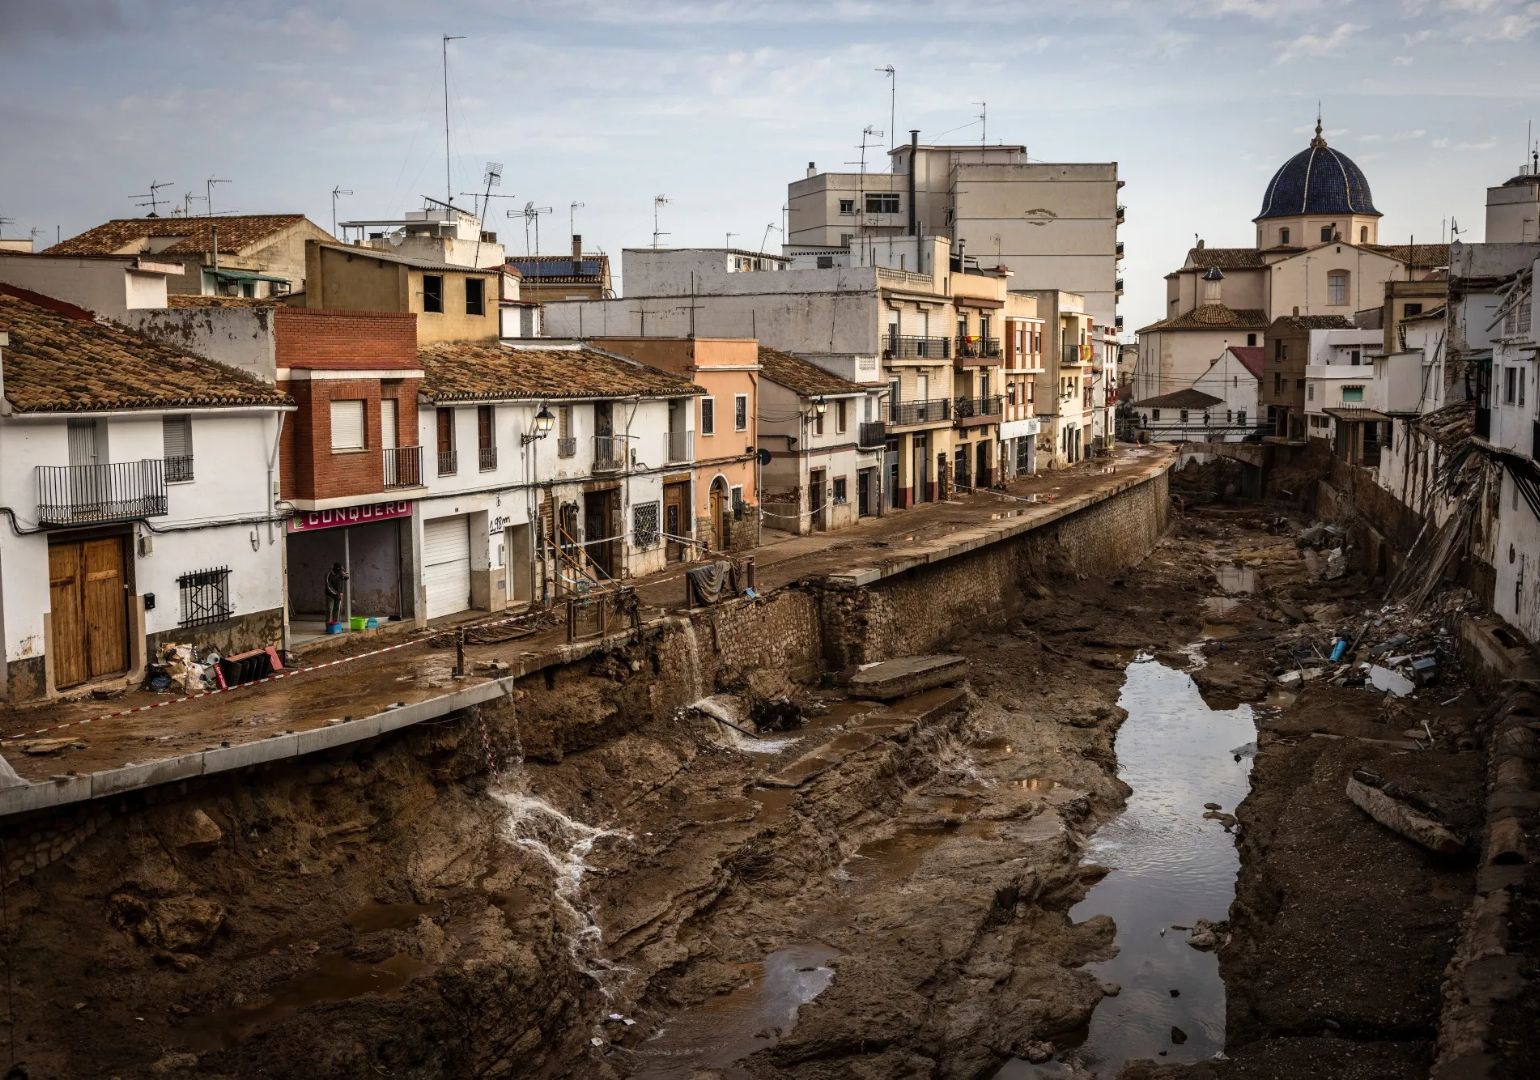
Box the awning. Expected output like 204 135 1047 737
955 297 1004 309
1324 407 1391 422
209 267 291 284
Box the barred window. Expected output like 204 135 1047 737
633 501 661 548
178 566 233 628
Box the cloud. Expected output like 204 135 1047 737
1392 53 1414 63
1275 22 1363 63
1360 128 1426 142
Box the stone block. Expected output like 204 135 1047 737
849 654 967 701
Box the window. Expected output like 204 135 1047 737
865 192 899 214
1327 270 1349 305
1307 383 1314 401
1237 410 1246 426
835 398 848 433
477 404 496 470
1179 409 1189 423
1246 333 1257 347
1504 366 1518 404
241 281 255 298
162 415 194 482
832 477 848 504
633 502 660 548
557 405 575 457
838 198 855 214
734 394 748 431
1342 385 1365 403
1320 225 1334 242
840 233 853 247
1404 303 1423 317
816 255 834 269
1151 408 1162 421
731 486 745 519
1350 349 1361 366
466 278 485 316
814 407 825 436
436 408 457 474
330 400 366 451
1273 372 1283 394
1360 226 1368 242
423 274 444 313
178 566 233 628
701 397 715 435
1279 227 1291 245
1275 341 1288 361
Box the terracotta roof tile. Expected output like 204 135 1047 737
1225 345 1266 379
1184 247 1266 270
1133 388 1224 409
1268 314 1356 332
44 215 324 257
755 347 864 397
166 294 279 309
420 342 702 402
1365 243 1451 267
1137 304 1269 333
0 289 290 413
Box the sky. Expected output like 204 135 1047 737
2 0 1538 334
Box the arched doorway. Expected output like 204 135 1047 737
709 475 731 552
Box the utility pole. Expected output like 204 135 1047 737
473 162 502 266
330 185 353 237
442 33 466 206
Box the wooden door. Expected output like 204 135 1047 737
48 537 127 689
48 544 87 689
663 481 689 562
83 538 127 679
709 483 727 551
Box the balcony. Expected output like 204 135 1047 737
858 420 888 447
1115 278 1125 296
1116 204 1126 224
888 398 952 427
437 449 458 476
1062 343 1089 366
557 436 577 458
594 435 624 471
164 455 194 484
665 428 693 463
885 334 951 360
954 336 1002 365
1116 240 1125 260
478 445 498 472
953 394 1003 426
36 460 167 526
382 445 423 490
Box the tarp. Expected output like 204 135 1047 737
686 559 740 606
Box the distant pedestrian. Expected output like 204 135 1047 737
325 562 349 624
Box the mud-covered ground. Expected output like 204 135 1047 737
0 497 1493 1080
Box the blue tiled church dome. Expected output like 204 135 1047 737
1256 121 1380 222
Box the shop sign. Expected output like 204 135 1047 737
287 500 413 533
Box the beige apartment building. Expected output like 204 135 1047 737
788 135 1124 329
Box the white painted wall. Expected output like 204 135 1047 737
1493 471 1540 642
0 256 171 317
120 307 278 382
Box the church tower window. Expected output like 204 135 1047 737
1279 226 1290 245
1327 270 1349 306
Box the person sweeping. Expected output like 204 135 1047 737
325 562 349 626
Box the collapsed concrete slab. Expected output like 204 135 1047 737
848 655 967 701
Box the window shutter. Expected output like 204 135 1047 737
162 416 191 459
330 400 365 450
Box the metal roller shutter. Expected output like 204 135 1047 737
423 516 471 619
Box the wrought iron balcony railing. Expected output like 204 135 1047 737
37 459 167 526
888 397 952 426
382 445 422 489
885 334 951 360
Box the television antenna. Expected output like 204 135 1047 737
473 162 502 265
652 194 671 248
206 177 230 216
725 232 737 251
441 33 466 206
759 222 781 254
510 200 552 255
130 179 175 216
330 185 353 236
569 201 585 239
973 101 987 146
876 65 896 159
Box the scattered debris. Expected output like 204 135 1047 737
1345 769 1467 856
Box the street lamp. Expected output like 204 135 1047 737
813 396 828 417
522 404 555 445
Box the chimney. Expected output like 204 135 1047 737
1293 305 1300 316
1196 238 1205 250
806 161 817 178
571 234 582 260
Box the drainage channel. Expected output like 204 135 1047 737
997 650 1257 1078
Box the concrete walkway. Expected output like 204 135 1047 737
0 446 1174 817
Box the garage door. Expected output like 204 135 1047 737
423 516 471 619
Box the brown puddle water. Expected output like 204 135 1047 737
214 952 428 1047
624 944 838 1079
345 900 437 933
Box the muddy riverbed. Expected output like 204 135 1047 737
0 504 1492 1079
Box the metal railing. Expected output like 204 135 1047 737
164 455 194 483
36 459 168 526
858 420 887 447
955 336 1002 359
557 436 577 458
875 266 935 289
954 394 1003 421
665 428 693 463
437 449 458 476
478 445 498 471
594 435 624 471
888 397 952 426
382 445 422 489
1062 343 1088 365
885 334 951 360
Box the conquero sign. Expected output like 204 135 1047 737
287 501 414 533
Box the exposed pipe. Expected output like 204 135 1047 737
908 129 919 242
